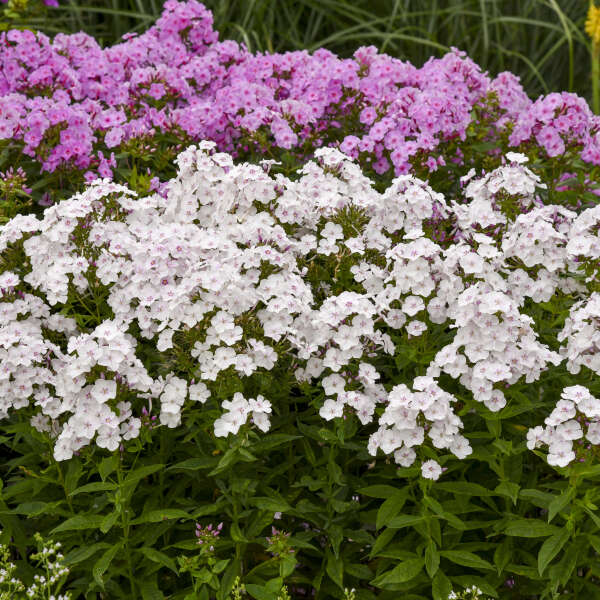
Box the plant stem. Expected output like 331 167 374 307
117 458 136 598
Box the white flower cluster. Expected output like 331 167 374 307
448 585 490 600
527 385 600 467
1 141 599 476
213 393 272 437
0 532 70 600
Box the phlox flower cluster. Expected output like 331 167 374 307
1 141 599 479
2 0 600 186
527 386 600 467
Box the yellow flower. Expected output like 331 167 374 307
586 3 600 46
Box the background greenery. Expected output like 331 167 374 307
2 0 592 105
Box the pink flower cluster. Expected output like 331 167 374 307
1 0 600 182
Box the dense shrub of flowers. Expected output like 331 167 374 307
1 140 600 598
2 2 600 599
1 142 598 473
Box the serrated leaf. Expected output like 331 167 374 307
538 528 570 575
138 547 178 574
439 550 494 571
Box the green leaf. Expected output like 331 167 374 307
504 519 560 538
376 491 408 530
130 509 191 524
538 528 570 575
250 497 291 513
519 489 555 508
229 522 247 542
357 485 404 499
138 547 178 574
344 563 372 579
213 559 230 575
208 448 240 476
13 502 52 516
69 481 118 496
139 577 165 600
50 515 104 534
123 463 164 485
548 488 575 523
432 570 452 600
493 538 511 574
371 558 424 586
425 541 440 577
568 463 600 478
166 457 218 471
369 528 396 559
326 550 344 589
100 511 119 533
251 434 302 452
99 455 119 481
439 550 494 571
63 543 111 566
434 482 494 497
93 542 123 587
329 524 343 558
451 575 498 598
217 559 240 600
495 481 519 505
387 514 425 529
64 460 83 495
245 584 276 600
554 540 580 587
